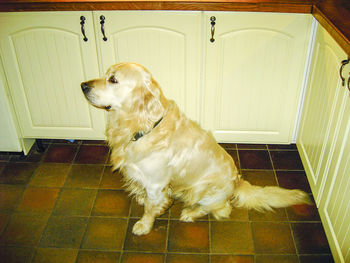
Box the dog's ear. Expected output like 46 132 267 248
132 77 165 130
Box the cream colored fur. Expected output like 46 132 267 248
81 62 311 235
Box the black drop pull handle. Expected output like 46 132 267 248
210 16 216 43
80 16 88 42
339 59 349 86
100 15 108 41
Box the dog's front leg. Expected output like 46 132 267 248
132 186 170 235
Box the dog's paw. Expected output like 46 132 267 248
132 220 152 236
180 209 195 222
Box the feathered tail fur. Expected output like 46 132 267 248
232 179 312 211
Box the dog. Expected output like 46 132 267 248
81 62 311 235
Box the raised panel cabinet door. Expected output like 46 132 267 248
0 12 105 139
94 11 202 122
202 12 312 143
297 24 348 203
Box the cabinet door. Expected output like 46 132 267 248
94 11 201 121
202 12 312 143
0 12 105 139
297 24 348 203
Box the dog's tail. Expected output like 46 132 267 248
232 178 312 211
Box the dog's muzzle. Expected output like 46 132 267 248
81 82 90 94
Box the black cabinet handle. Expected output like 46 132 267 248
80 16 88 42
347 73 350 92
210 16 216 43
100 15 108 41
339 59 349 86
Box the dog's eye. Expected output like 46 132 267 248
109 76 118 84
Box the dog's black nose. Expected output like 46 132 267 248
81 82 90 94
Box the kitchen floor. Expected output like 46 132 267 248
0 140 334 263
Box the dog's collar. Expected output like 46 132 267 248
132 117 163 142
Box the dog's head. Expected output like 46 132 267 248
81 63 167 126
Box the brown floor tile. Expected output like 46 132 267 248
210 207 249 221
268 144 297 150
76 250 121 263
167 253 209 263
0 214 10 235
100 167 125 189
249 208 288 221
252 222 296 254
121 252 165 263
219 143 237 150
30 163 70 187
299 254 334 263
64 165 104 188
238 150 273 170
255 255 299 263
0 246 35 263
286 204 320 221
16 187 60 214
211 221 253 254
168 220 209 253
210 255 254 263
44 144 78 163
53 189 97 216
237 144 267 150
40 216 88 248
82 140 107 145
291 222 331 254
0 184 25 212
82 217 127 250
74 145 109 164
0 214 49 246
270 151 304 170
226 150 240 171
241 170 277 186
0 163 37 185
32 248 78 263
124 219 168 252
276 171 311 193
92 190 131 217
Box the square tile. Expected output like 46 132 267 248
0 214 10 235
0 247 35 263
16 187 60 214
121 252 165 263
44 144 78 163
167 253 209 263
53 189 97 216
82 217 127 250
298 255 334 263
32 248 78 263
219 143 237 150
0 185 25 212
237 144 267 150
252 222 296 254
92 190 131 217
168 221 209 253
291 222 331 254
276 171 311 193
210 255 254 263
124 219 168 252
238 150 272 170
255 255 299 263
286 204 320 221
0 163 37 185
241 170 277 186
100 168 125 189
64 165 104 188
268 144 297 150
40 216 88 248
76 251 120 263
74 145 109 164
270 151 304 170
0 214 49 246
30 163 70 187
226 150 240 171
211 221 253 254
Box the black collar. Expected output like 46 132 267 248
132 117 163 142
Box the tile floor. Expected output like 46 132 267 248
0 140 334 263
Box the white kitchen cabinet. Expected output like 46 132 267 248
93 11 202 121
0 12 105 139
297 23 350 262
202 12 312 143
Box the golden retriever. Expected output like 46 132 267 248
81 62 311 235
